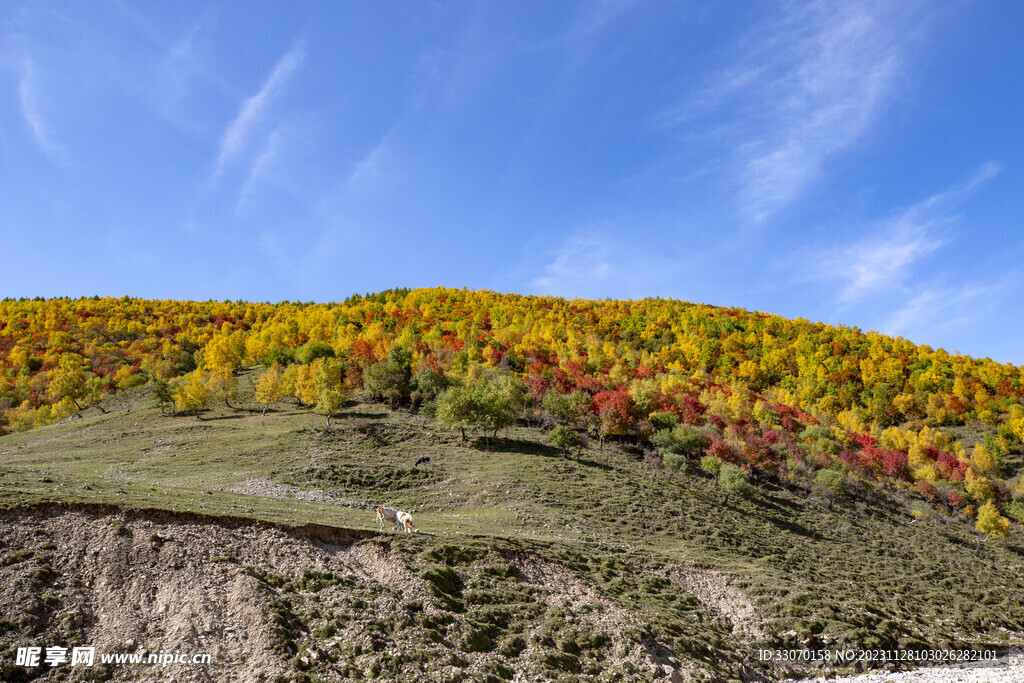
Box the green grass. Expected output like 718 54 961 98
2 368 1024 678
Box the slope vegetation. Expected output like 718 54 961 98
2 375 1023 681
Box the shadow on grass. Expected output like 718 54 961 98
457 437 625 476
761 513 818 539
457 437 560 458
339 411 390 420
198 413 254 422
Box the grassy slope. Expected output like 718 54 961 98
2 369 1024 678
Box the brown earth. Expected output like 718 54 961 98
0 504 705 682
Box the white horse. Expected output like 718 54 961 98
396 510 414 533
376 506 400 532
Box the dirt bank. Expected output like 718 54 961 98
0 504 692 681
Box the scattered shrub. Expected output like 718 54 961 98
719 464 753 499
909 501 934 521
815 469 845 496
1006 497 1024 523
460 628 492 653
916 479 937 501
548 426 581 455
700 455 723 476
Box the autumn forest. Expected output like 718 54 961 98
2 288 1022 538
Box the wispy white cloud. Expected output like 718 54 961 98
158 7 220 114
884 284 990 338
530 228 680 300
880 265 1022 360
346 137 394 195
812 163 999 305
214 40 304 178
674 0 925 223
833 226 943 305
169 9 211 62
17 57 63 162
237 123 291 211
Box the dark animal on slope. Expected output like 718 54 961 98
413 456 431 469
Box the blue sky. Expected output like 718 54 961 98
1 1 1022 364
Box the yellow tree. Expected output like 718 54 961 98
174 370 210 419
965 468 995 503
970 442 1001 477
47 354 88 412
294 364 317 406
313 357 348 426
204 331 245 374
205 367 239 409
255 364 285 416
976 500 1010 537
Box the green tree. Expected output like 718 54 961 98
152 379 175 415
700 455 723 476
363 344 413 407
542 389 591 428
364 361 411 407
649 411 679 431
411 366 448 407
472 371 527 447
437 384 475 442
436 370 527 448
542 390 573 423
260 347 297 367
719 464 753 504
815 469 846 496
663 452 688 478
548 425 581 457
652 424 710 457
297 342 336 365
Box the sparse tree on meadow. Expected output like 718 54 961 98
548 425 580 457
255 363 285 416
293 364 317 407
174 370 210 419
205 367 239 409
312 357 349 426
719 464 753 505
437 384 475 443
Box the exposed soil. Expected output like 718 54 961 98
0 504 374 682
663 568 767 641
0 504 689 681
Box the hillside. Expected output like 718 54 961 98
2 290 1024 680
2 368 1024 681
3 291 1023 539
